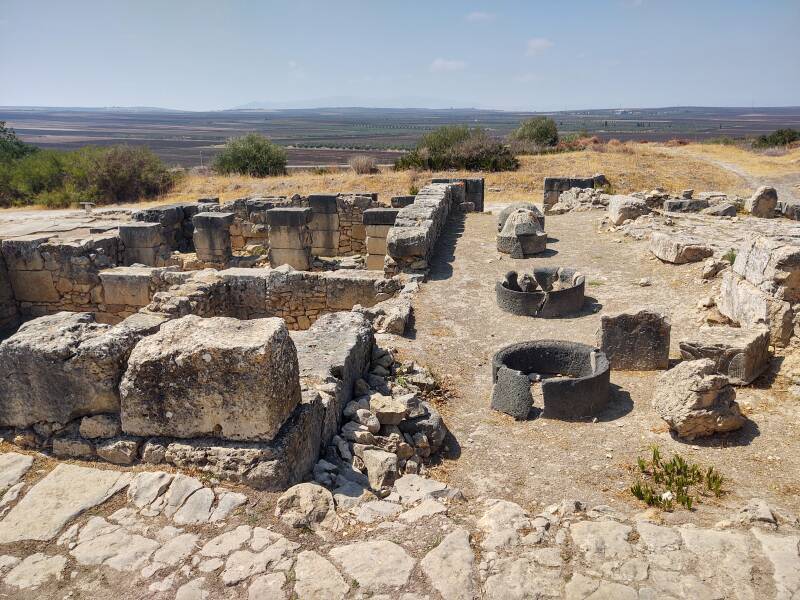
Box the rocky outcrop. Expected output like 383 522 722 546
717 270 793 346
652 359 746 439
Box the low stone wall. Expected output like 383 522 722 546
1 233 120 319
385 182 464 275
431 177 484 212
543 175 607 212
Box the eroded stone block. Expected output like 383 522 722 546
120 315 301 442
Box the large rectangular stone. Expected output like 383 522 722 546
309 212 339 232
717 270 793 346
307 194 338 214
0 312 164 427
365 224 393 238
363 208 399 226
265 207 312 227
365 254 385 271
119 222 164 248
269 247 311 270
8 269 59 303
733 236 800 302
366 237 387 254
99 266 159 307
679 325 770 385
121 316 301 442
269 226 311 250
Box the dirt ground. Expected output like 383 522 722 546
390 207 800 527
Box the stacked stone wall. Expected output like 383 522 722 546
385 182 463 275
1 233 120 319
0 252 20 336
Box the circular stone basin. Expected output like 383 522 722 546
496 267 585 317
491 340 610 420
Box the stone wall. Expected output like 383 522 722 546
431 177 484 212
0 252 20 336
1 233 120 319
543 175 607 213
385 182 464 275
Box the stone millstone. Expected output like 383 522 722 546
652 359 746 439
120 315 301 442
678 326 770 385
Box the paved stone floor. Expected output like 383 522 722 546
0 451 798 599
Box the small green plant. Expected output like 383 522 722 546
723 248 737 264
408 184 419 196
630 446 725 511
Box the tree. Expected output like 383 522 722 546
511 117 559 147
0 121 37 162
213 134 287 177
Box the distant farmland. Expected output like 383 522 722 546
1 106 798 168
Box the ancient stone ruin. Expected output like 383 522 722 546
491 340 610 420
496 267 585 317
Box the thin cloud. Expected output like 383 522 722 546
465 11 495 22
526 37 554 56
429 58 467 72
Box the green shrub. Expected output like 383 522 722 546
511 117 559 147
0 144 175 208
213 134 287 177
395 126 518 172
753 128 800 149
0 121 38 163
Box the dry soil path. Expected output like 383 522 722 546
393 208 800 526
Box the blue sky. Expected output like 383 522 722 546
1 0 798 111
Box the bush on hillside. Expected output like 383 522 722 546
395 125 519 172
0 121 37 163
213 133 287 177
0 144 175 208
510 117 559 148
349 154 378 174
753 128 800 149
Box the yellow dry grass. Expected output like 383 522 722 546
668 144 800 178
146 142 750 209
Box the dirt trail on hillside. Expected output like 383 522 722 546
390 209 800 526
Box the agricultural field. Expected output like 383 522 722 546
1 105 799 168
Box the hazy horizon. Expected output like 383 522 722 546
2 0 798 112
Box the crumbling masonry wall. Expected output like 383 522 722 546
385 182 464 275
0 253 20 335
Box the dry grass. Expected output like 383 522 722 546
139 142 751 209
674 144 800 178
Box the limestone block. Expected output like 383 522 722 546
608 195 651 226
325 271 385 310
99 266 158 307
119 223 164 249
745 186 778 218
120 315 301 442
733 236 800 302
1 235 50 271
268 226 311 250
362 208 399 226
597 310 671 370
8 269 59 303
269 247 311 271
193 212 234 260
717 271 792 346
366 237 387 255
0 312 164 427
309 212 339 232
307 194 338 214
496 209 546 258
649 232 713 264
366 255 385 271
652 359 746 439
702 203 737 217
265 207 312 227
679 326 770 385
365 224 393 238
310 228 340 255
663 198 709 212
